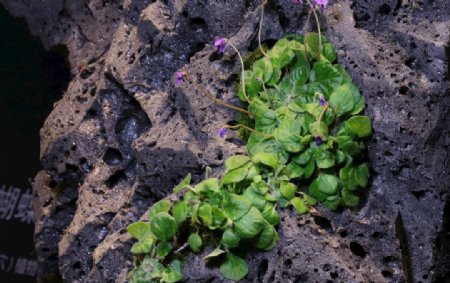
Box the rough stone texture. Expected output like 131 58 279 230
1 0 448 282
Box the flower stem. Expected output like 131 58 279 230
317 104 329 135
225 39 251 103
305 0 322 58
225 124 273 138
258 0 269 57
195 79 251 115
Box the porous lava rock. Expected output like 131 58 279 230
1 0 449 282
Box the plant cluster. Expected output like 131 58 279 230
127 1 372 282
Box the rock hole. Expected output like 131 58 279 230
330 271 339 279
314 216 332 231
349 241 367 258
79 157 92 173
106 171 127 188
411 190 426 199
103 148 123 166
382 270 393 278
284 259 293 268
258 259 268 280
323 263 331 271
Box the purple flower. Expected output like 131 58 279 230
219 127 228 138
214 38 226 55
315 135 323 146
175 71 185 84
319 95 327 106
314 0 328 10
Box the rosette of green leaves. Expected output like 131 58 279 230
241 33 371 212
128 158 280 282
128 32 372 283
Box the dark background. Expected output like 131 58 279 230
0 4 70 282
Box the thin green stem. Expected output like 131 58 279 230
194 80 251 115
305 0 322 58
225 39 251 103
258 0 269 57
226 124 273 138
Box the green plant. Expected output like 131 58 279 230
128 0 371 281
127 32 371 282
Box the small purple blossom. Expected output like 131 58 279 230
319 95 327 106
214 38 226 55
314 0 328 11
175 71 185 85
315 135 323 146
219 127 228 138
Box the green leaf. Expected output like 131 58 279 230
223 194 252 221
322 42 337 62
198 204 213 227
127 221 150 240
341 141 361 156
221 162 251 185
156 242 173 258
346 115 372 138
267 67 282 86
281 161 305 179
195 178 219 193
150 199 171 217
269 38 295 68
261 203 280 225
221 229 240 249
225 155 251 171
203 248 225 261
249 138 289 165
329 83 355 116
274 118 304 153
309 61 343 94
172 201 188 224
315 149 335 169
305 32 324 60
280 181 297 200
130 235 154 254
355 163 369 187
243 187 267 211
211 206 226 228
342 189 360 207
241 70 262 100
162 260 183 283
253 222 277 250
292 149 312 166
234 207 265 239
291 197 309 214
309 174 339 202
220 253 249 281
301 193 317 206
304 159 316 179
323 195 341 210
252 152 279 169
339 166 358 191
253 57 274 83
188 233 202 253
173 173 191 193
150 212 178 242
317 174 339 195
309 120 328 137
290 66 309 87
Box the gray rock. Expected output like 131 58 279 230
1 0 448 282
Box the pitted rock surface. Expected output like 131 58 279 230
1 0 448 282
